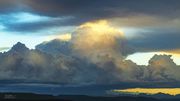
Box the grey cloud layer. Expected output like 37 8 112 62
128 30 180 52
21 0 180 17
0 0 180 32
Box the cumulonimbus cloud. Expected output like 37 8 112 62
0 20 180 85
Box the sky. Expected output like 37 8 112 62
0 0 180 65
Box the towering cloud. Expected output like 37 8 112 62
70 20 141 82
72 20 123 61
71 20 134 61
0 20 180 85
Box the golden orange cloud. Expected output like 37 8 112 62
72 20 125 62
113 88 180 96
163 49 180 55
46 33 72 41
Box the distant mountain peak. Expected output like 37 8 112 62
10 42 29 53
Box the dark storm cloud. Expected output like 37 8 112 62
1 0 180 16
127 30 180 52
23 0 180 17
0 0 180 32
21 0 180 30
0 0 21 13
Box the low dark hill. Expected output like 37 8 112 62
59 95 161 101
0 93 69 101
0 93 180 101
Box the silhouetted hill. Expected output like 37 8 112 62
0 93 164 101
59 95 163 101
58 95 180 101
0 93 69 101
0 92 180 101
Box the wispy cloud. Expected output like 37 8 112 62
0 47 9 51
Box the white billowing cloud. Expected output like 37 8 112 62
127 52 180 65
0 47 9 52
142 55 180 82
